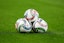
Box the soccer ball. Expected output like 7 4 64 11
15 18 32 32
33 18 48 32
24 9 39 22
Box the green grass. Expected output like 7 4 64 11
0 0 64 43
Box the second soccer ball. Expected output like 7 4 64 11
33 18 48 32
15 18 32 32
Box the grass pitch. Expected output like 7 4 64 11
0 0 64 43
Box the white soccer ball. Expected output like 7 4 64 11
15 18 32 32
24 9 39 22
33 18 48 32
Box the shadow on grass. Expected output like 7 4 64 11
0 30 57 36
18 31 57 35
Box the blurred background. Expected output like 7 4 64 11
0 0 64 43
